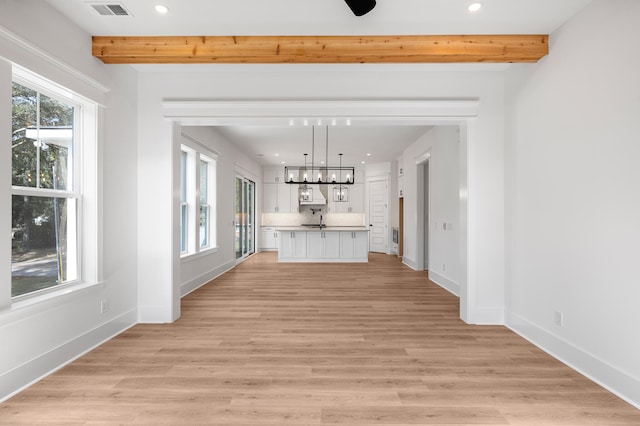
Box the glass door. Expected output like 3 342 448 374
235 176 255 260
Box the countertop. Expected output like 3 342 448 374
275 226 368 232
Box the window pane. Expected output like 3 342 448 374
12 195 78 297
200 160 208 204
180 151 187 203
38 93 74 191
247 181 254 254
11 83 74 191
180 204 188 253
11 83 37 188
199 205 209 248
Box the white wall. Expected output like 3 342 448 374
0 1 138 401
505 0 640 407
402 126 460 295
178 126 262 297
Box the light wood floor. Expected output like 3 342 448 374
2 252 639 425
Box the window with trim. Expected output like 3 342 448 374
180 150 188 253
11 79 80 298
180 144 216 256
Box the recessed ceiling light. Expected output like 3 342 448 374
361 161 366 164
468 2 482 12
275 153 279 157
155 4 169 14
366 153 371 157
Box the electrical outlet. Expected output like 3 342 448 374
100 299 109 314
554 310 563 326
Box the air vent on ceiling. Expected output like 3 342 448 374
89 2 131 16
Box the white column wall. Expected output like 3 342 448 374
505 0 640 407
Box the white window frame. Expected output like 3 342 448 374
180 142 217 258
179 150 189 254
9 66 100 305
198 155 215 250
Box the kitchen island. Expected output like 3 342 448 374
276 226 368 262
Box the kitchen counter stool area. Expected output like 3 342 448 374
276 228 369 262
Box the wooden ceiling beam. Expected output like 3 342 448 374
92 35 548 64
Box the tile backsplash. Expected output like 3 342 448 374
262 210 365 227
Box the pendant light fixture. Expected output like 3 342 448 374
285 126 355 186
298 153 312 202
333 153 349 202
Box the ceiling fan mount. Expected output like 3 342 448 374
344 0 376 16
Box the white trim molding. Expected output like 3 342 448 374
161 98 482 326
180 259 236 298
429 270 460 297
0 25 110 102
0 309 136 403
162 99 480 126
506 311 640 409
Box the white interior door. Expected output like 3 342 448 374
369 179 389 253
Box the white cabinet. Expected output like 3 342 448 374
307 231 340 259
306 232 324 258
263 184 279 213
259 227 278 250
324 232 341 258
278 231 307 260
340 231 369 261
349 183 364 213
277 183 292 213
264 169 285 183
280 184 300 213
278 230 368 262
398 176 404 198
263 182 297 213
264 168 298 213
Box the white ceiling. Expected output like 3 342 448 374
45 0 592 36
213 125 430 167
44 0 593 167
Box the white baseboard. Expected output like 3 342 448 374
0 309 137 403
137 305 175 323
180 259 235 298
402 256 418 270
428 270 460 297
506 311 640 409
470 307 505 325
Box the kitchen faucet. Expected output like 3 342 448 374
319 215 323 227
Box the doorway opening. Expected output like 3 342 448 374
166 99 476 323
